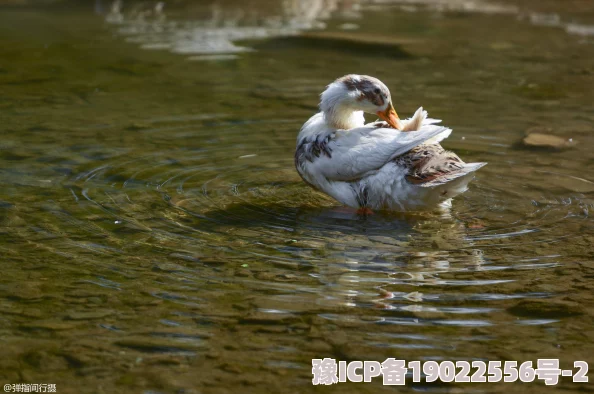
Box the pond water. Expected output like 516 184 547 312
0 0 593 393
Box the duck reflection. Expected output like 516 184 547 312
291 207 488 312
186 196 486 315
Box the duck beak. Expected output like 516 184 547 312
377 102 403 130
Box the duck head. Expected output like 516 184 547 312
320 74 402 130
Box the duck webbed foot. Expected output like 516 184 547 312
356 207 374 215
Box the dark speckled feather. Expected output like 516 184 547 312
394 143 466 184
337 75 388 107
295 132 334 165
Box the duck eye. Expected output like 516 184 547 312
374 88 381 94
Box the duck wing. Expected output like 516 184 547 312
396 144 487 187
308 123 452 182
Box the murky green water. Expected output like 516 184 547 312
1 1 593 393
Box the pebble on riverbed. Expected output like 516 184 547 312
521 127 575 150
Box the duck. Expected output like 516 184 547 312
295 74 486 213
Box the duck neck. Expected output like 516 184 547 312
323 105 365 130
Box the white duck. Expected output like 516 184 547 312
295 74 486 213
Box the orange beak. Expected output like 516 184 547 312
376 102 403 130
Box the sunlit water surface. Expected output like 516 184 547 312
0 1 593 393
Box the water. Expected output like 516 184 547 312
0 1 593 393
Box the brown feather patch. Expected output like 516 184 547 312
395 144 466 185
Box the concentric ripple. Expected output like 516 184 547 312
47 113 593 324
3 107 592 391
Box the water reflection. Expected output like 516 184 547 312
102 0 593 62
103 0 357 58
1 0 594 392
524 12 594 39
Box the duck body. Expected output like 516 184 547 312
295 75 486 212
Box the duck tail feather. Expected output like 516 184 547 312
402 107 426 132
417 162 487 188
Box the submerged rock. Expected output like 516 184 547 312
115 337 203 353
250 31 417 59
508 299 585 318
19 321 80 331
522 127 575 150
66 310 114 320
